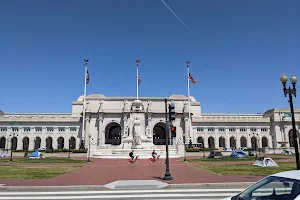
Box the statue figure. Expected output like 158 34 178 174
145 126 152 138
133 117 141 146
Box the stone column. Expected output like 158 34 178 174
236 129 241 148
204 128 208 148
85 118 90 148
225 128 229 147
41 127 46 148
246 128 251 148
17 136 22 150
97 118 103 147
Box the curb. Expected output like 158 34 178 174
167 182 254 189
0 182 254 191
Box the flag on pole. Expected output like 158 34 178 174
138 73 141 87
86 70 90 84
188 73 196 84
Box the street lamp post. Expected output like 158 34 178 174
280 74 300 170
9 133 18 162
163 98 173 181
87 134 91 163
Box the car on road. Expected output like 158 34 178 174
222 170 300 200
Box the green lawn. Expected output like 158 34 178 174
188 156 286 162
0 166 79 179
198 162 297 176
0 158 86 163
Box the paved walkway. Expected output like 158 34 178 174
0 157 264 186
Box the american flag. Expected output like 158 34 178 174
86 70 90 84
188 73 196 84
138 74 141 87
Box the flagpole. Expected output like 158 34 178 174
80 59 88 149
186 61 192 142
136 60 140 100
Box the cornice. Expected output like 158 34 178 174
0 114 80 122
192 116 270 123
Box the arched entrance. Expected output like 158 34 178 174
219 137 225 148
240 137 247 148
262 137 268 147
34 137 41 150
57 137 64 149
22 137 29 150
0 137 5 149
69 137 76 149
11 137 17 150
105 122 122 145
288 129 300 147
230 137 236 148
197 136 204 147
208 136 215 148
251 137 258 149
46 137 53 149
153 123 166 145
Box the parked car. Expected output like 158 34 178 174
222 170 300 200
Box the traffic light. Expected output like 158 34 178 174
168 104 175 121
171 125 176 138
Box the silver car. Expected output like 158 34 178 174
222 170 300 200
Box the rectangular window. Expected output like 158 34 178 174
261 128 268 132
47 127 54 132
12 127 19 132
208 128 215 132
70 127 77 132
35 127 42 132
229 128 236 132
250 128 257 132
0 127 7 132
218 128 225 132
240 128 247 132
58 127 65 132
24 127 31 132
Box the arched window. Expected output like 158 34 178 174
251 137 257 149
240 137 247 148
69 137 76 149
230 137 236 148
219 137 225 148
57 137 64 149
262 137 268 148
197 137 204 147
11 137 18 150
0 137 6 149
208 137 215 148
22 137 29 151
34 137 41 150
153 123 166 145
105 122 122 145
46 137 53 149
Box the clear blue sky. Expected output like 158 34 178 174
0 0 299 114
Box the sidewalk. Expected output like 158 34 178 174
0 158 263 186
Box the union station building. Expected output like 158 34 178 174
0 94 299 158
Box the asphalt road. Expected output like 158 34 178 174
0 188 243 200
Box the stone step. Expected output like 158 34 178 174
92 148 182 159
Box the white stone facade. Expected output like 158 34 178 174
0 94 300 158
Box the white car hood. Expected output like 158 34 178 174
220 197 232 200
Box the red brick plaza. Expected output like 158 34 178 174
0 157 264 186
